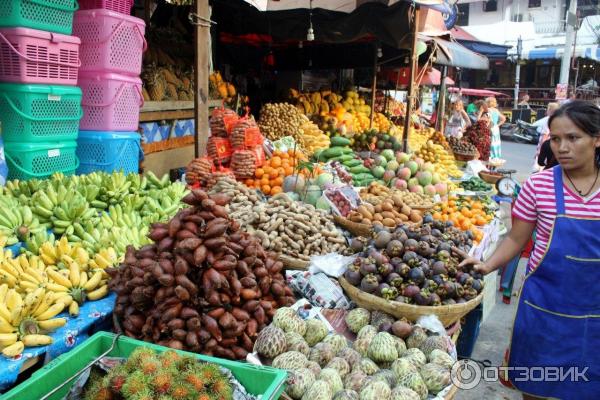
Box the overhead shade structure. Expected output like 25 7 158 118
457 40 511 60
420 35 489 70
382 67 454 86
521 45 600 61
448 87 509 97
244 0 451 13
421 67 454 86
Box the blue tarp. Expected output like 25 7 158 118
458 40 511 60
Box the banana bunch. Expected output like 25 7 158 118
126 173 149 194
88 248 118 271
24 230 56 256
38 237 89 269
140 189 185 222
3 179 44 204
121 193 146 212
144 171 171 190
30 183 69 224
0 205 46 245
98 172 131 206
50 193 97 236
0 253 50 292
77 184 108 210
0 285 68 357
99 204 144 230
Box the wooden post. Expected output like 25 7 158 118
194 0 210 158
436 65 448 132
369 44 378 130
403 6 420 153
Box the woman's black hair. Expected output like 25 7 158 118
548 100 600 166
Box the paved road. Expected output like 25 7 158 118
500 140 538 183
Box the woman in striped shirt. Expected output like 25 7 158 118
461 101 600 399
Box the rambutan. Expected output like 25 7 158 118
184 373 206 391
140 358 160 375
122 371 149 398
151 371 173 394
160 349 182 368
198 364 221 383
196 393 212 400
84 382 113 400
127 347 158 369
210 379 233 400
129 388 154 400
107 371 127 393
170 383 196 399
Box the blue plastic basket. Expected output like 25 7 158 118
76 130 140 174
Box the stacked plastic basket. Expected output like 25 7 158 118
0 0 83 180
73 0 143 174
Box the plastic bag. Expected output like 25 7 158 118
308 252 356 278
0 137 6 186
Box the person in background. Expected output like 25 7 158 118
518 94 531 109
444 100 471 138
532 102 560 172
486 97 506 159
537 138 558 170
466 99 478 119
459 101 600 399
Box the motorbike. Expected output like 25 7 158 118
500 120 539 144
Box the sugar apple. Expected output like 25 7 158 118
273 307 297 324
401 348 427 369
304 319 329 346
393 336 407 357
359 380 391 400
323 334 348 355
274 311 307 336
286 332 311 356
396 371 428 400
371 369 397 388
353 338 371 357
370 311 394 330
309 342 335 367
333 389 359 400
368 333 398 363
326 357 351 377
287 368 316 399
254 325 287 358
357 325 378 342
306 360 322 377
302 380 333 400
390 386 420 400
337 347 362 366
391 358 418 382
320 368 344 394
419 335 448 358
345 308 371 333
428 349 455 369
357 358 380 375
419 363 451 395
272 351 308 371
405 327 427 349
344 370 368 392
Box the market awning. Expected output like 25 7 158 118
457 40 511 60
381 67 454 86
448 87 509 97
420 35 489 70
522 45 600 61
244 0 451 14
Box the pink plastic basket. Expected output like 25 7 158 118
0 28 80 85
73 9 146 76
79 72 143 131
79 0 134 14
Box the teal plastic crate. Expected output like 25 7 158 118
77 131 141 175
0 83 82 143
0 332 287 400
0 0 79 35
4 141 79 180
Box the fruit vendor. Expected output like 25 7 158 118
460 101 600 399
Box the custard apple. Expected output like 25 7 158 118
254 325 287 358
337 347 362 366
391 358 418 382
401 348 427 369
326 357 351 377
273 307 297 324
357 325 378 342
286 332 311 356
359 380 391 400
345 308 371 333
287 368 316 399
333 389 359 400
390 386 420 400
302 380 333 400
324 334 348 355
357 358 380 375
273 351 308 371
396 371 428 400
419 335 448 358
306 361 322 377
371 369 397 388
353 338 371 357
428 349 455 369
309 342 335 367
304 319 329 346
344 370 368 392
419 363 451 395
370 311 394 330
405 327 427 349
393 336 407 357
274 311 307 336
320 368 344 394
368 333 398 363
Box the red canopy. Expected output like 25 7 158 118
448 87 509 97
381 67 454 86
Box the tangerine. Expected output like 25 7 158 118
261 184 271 194
270 156 282 168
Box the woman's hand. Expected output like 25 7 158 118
459 257 492 275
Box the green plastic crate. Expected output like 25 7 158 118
5 141 79 181
0 0 79 35
0 83 83 143
0 332 287 400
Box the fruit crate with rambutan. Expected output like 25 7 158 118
2 332 287 400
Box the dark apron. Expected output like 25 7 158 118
507 166 600 399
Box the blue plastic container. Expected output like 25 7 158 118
76 130 140 174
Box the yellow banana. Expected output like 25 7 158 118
79 271 87 287
25 267 46 284
45 282 68 293
18 280 38 292
0 283 8 303
86 285 108 301
38 318 66 331
0 304 11 323
0 271 17 287
2 341 24 357
68 262 80 287
83 271 102 292
35 303 65 321
40 253 56 267
6 290 22 310
52 294 72 307
17 256 30 272
0 317 15 333
75 248 89 266
47 269 72 289
23 287 44 316
0 333 18 347
19 272 40 286
68 301 79 316
22 334 52 347
94 254 111 269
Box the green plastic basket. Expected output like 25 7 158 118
0 83 83 143
0 0 79 35
4 141 79 181
0 332 287 400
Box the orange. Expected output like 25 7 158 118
284 166 294 176
261 184 271 194
245 179 254 187
277 167 285 175
461 208 473 218
255 168 264 178
263 165 272 175
281 152 290 159
261 176 270 185
273 176 283 187
270 156 282 168
432 212 442 220
271 186 282 195
273 150 282 157
269 169 279 179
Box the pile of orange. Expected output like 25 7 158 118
431 196 494 242
244 149 309 195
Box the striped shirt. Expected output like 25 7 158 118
512 167 600 272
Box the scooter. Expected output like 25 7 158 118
510 120 539 144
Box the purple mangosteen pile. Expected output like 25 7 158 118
344 218 484 306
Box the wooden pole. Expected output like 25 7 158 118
436 65 448 132
194 0 210 158
403 6 420 153
369 44 378 130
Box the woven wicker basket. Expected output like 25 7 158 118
479 170 502 184
278 254 309 270
333 215 373 237
339 277 483 327
453 150 478 162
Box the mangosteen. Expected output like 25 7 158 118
402 284 421 298
465 230 474 240
386 272 401 284
379 321 393 332
404 238 419 252
428 292 442 306
464 287 478 300
445 220 454 228
386 240 404 257
395 295 409 303
431 228 442 237
378 263 394 277
373 224 387 234
369 249 389 266
395 263 410 277
416 241 430 257
423 213 434 224
344 265 362 286
390 257 403 268
360 274 379 293
471 279 484 292
376 283 391 297
432 261 448 276
454 283 465 298
373 230 393 249
408 267 425 285
442 299 457 305
431 274 445 287
381 287 399 301
394 229 408 243
414 290 432 306
437 242 452 253
402 251 418 264
423 279 438 292
458 273 474 287
360 262 377 277
456 298 467 303
471 271 483 280
437 250 451 262
350 237 367 252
